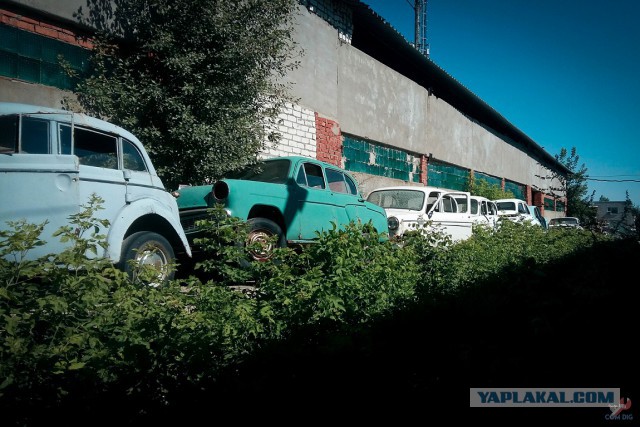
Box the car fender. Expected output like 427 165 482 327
105 198 192 262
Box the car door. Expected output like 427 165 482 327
0 113 80 260
292 160 339 240
64 124 127 238
120 137 154 203
427 191 473 241
324 167 370 228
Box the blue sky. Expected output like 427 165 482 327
362 0 640 205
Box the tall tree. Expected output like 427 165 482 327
554 147 596 226
69 0 301 190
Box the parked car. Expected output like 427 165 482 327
469 195 499 229
366 186 474 242
528 205 547 229
173 156 388 261
494 198 541 227
0 102 191 284
548 217 582 229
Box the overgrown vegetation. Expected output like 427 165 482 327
67 0 301 189
1 203 623 424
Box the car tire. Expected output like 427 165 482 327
119 231 175 287
244 218 286 263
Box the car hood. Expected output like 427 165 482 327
174 184 213 210
384 208 425 220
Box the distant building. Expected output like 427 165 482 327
592 201 635 235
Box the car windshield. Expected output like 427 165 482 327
224 159 291 184
496 202 516 211
367 190 425 210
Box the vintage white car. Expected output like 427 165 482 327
0 102 191 284
494 198 542 227
366 186 474 242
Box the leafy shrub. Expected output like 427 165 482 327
0 201 615 423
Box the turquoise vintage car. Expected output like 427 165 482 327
173 156 388 260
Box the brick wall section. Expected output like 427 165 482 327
0 9 93 49
420 155 428 185
261 102 317 159
532 191 545 213
525 185 533 205
315 113 342 167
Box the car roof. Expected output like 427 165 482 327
470 195 494 201
368 185 465 193
261 155 352 172
494 198 526 203
0 102 141 144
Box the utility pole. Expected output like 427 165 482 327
414 0 429 57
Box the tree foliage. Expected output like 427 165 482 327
467 176 513 200
553 147 596 225
69 0 301 189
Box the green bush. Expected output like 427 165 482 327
0 202 614 422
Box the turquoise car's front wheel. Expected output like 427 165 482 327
246 218 286 262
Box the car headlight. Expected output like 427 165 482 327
388 216 399 231
212 181 229 201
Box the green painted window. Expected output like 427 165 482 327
427 161 469 191
0 24 90 90
343 135 420 182
504 180 525 200
556 200 566 212
544 197 555 210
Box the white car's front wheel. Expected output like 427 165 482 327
119 231 175 287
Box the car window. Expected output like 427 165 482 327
326 168 348 193
59 123 72 154
0 115 17 153
471 199 480 215
518 203 528 214
21 117 50 154
300 163 325 189
440 195 456 213
122 138 147 171
0 115 51 154
344 174 358 195
73 126 118 168
455 197 468 213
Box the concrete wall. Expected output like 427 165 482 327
0 78 73 107
288 1 561 198
1 0 565 203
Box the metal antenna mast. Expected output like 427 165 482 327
414 0 429 57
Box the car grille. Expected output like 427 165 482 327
180 209 211 234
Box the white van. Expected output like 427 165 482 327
0 103 191 283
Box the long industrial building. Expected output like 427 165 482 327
0 0 570 220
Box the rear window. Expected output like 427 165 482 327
0 115 49 154
0 115 18 153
